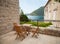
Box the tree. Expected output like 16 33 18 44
20 10 29 22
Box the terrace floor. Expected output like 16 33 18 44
0 31 60 44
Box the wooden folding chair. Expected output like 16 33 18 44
13 23 27 40
23 26 32 36
31 27 40 38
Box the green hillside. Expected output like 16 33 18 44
30 6 44 16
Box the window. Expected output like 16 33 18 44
55 0 60 2
53 11 56 20
45 7 48 12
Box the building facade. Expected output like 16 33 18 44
0 0 19 35
44 0 60 27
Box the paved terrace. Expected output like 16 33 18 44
0 31 60 44
22 24 60 37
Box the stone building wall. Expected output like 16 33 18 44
0 0 19 35
44 0 60 27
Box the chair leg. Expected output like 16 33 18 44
19 33 25 41
32 32 36 37
15 35 18 40
26 32 30 36
15 33 19 40
32 31 39 38
36 31 39 35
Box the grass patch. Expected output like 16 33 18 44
20 21 52 27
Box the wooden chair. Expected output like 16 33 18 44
23 26 32 36
13 23 27 40
30 27 40 38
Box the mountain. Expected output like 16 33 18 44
30 6 44 16
25 14 30 15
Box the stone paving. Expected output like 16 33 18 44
0 31 60 44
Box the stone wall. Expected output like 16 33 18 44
0 0 19 35
31 27 60 37
44 0 60 27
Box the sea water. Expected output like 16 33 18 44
27 15 44 21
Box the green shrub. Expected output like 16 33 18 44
20 21 25 24
20 21 52 27
32 22 52 27
48 22 52 25
39 23 48 27
20 15 29 22
20 9 29 22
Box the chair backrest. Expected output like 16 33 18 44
14 26 21 33
13 23 26 33
13 23 17 26
23 26 31 31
